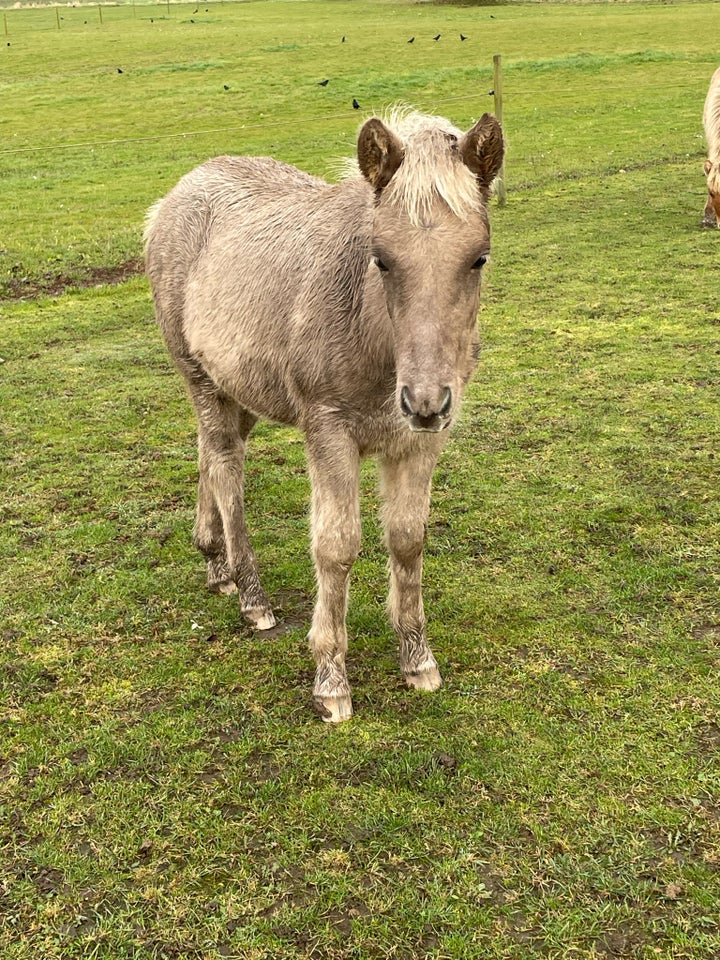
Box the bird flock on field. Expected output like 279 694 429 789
225 30 475 111
313 32 480 111
11 19 486 114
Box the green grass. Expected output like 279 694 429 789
2 2 720 958
1 0 717 293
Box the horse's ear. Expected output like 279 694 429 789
705 159 713 176
458 113 504 197
357 118 404 192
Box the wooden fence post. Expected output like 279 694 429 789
493 54 507 207
56 7 61 29
98 4 103 23
4 12 9 36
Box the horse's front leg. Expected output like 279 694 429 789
306 427 361 723
380 450 442 692
703 192 719 228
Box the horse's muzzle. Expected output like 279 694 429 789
400 385 453 432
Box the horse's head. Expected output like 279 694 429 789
704 159 720 227
358 111 504 432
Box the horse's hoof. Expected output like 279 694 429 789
312 695 353 723
405 666 442 692
243 607 276 631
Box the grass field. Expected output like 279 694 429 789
2 1 720 958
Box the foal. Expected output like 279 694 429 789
145 110 504 721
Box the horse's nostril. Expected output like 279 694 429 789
400 386 414 417
400 385 452 419
439 387 452 418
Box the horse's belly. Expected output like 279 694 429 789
182 249 306 423
184 314 298 425
207 352 297 424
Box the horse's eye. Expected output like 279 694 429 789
472 255 488 271
375 258 389 273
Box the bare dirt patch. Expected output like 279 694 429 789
2 259 144 301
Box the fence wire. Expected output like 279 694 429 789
0 89 706 159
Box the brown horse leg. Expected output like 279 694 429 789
191 389 275 630
703 193 719 228
380 451 442 692
306 426 361 722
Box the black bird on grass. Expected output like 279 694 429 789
117 67 123 73
341 35 346 42
223 84 230 90
407 36 415 43
352 98 360 110
460 33 468 41
318 78 330 86
433 34 441 40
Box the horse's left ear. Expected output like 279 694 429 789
705 159 713 176
458 113 504 197
358 118 405 192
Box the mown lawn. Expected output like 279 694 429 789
1 2 719 958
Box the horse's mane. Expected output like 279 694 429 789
382 109 483 226
704 69 720 160
340 108 484 227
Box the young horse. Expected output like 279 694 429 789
145 110 504 722
703 67 720 227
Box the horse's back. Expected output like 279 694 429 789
145 155 326 280
146 154 375 426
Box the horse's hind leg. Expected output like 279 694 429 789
195 434 235 596
190 384 275 631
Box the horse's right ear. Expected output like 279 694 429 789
358 118 404 192
705 159 713 176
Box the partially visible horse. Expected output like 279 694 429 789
703 67 720 227
145 109 504 721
